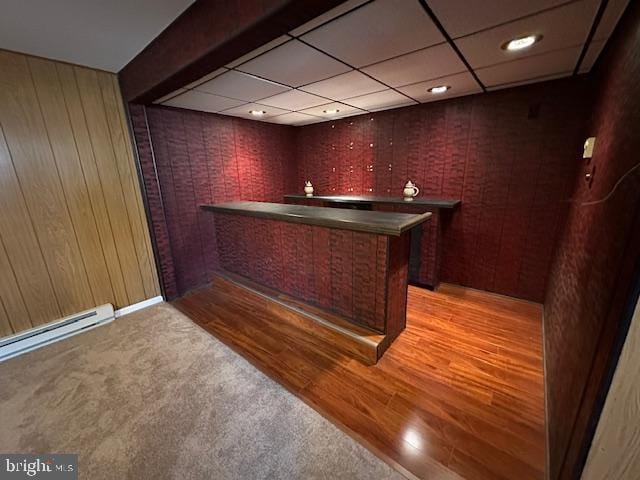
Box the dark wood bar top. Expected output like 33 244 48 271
201 201 431 236
284 194 461 209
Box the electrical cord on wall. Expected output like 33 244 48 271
581 161 640 206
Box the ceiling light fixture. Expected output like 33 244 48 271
428 85 450 94
249 110 266 116
323 108 340 114
502 34 542 51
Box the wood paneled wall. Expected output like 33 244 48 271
582 295 640 480
0 50 159 337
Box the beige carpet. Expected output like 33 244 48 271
0 303 407 480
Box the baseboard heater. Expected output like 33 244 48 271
0 304 114 362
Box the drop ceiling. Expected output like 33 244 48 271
0 0 194 72
160 0 629 125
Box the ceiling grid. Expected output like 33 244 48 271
161 0 628 125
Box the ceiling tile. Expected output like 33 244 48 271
236 40 351 87
486 72 571 91
361 43 466 87
578 39 606 73
184 68 227 89
195 70 290 101
476 46 581 88
428 0 568 38
218 102 289 120
577 0 629 74
397 72 482 102
301 0 443 67
455 0 599 69
290 0 369 36
225 35 290 68
163 90 245 113
266 112 324 125
344 89 416 111
591 0 630 41
299 70 386 100
298 101 365 118
154 88 188 104
258 89 328 111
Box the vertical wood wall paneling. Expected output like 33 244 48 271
0 235 31 333
0 296 11 338
582 296 640 480
28 57 114 307
56 64 129 308
0 128 43 331
74 67 146 304
0 50 92 318
98 72 158 299
0 50 159 336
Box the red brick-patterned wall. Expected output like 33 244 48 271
132 105 296 297
129 104 178 298
294 79 590 302
285 196 444 287
215 213 389 331
129 8 640 477
544 2 640 478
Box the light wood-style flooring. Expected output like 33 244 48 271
174 280 544 480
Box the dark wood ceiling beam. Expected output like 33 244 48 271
119 0 347 104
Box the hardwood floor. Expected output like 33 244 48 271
173 280 544 480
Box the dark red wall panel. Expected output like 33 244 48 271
129 104 178 298
214 213 389 331
136 105 296 297
544 2 640 478
294 80 590 302
129 7 640 477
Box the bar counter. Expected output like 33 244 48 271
285 194 460 289
201 201 431 236
284 194 460 209
201 201 432 361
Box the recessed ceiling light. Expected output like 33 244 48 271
428 85 450 94
323 108 340 114
502 34 542 51
249 110 266 116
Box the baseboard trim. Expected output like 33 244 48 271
115 296 164 318
0 304 115 362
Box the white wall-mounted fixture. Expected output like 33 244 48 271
583 136 597 159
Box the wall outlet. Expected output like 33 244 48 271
583 137 596 159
